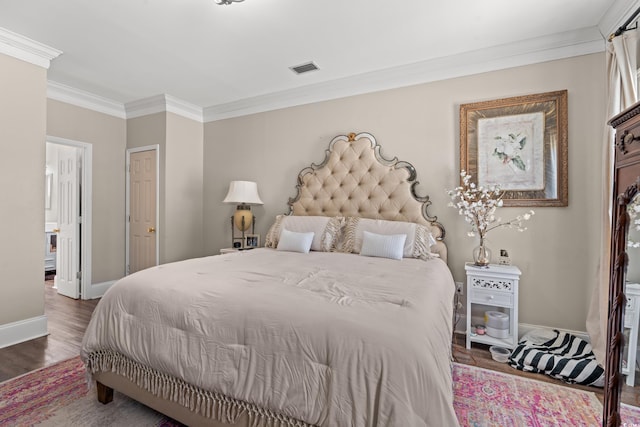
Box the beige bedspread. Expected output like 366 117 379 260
81 249 458 427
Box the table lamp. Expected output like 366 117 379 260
223 181 263 249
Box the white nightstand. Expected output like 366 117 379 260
465 263 522 350
220 248 239 254
623 282 640 386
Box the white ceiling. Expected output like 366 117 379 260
0 0 635 119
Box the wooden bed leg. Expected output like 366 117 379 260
96 381 114 404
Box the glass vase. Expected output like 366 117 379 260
473 237 491 267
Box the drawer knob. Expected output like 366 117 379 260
487 295 494 300
618 130 640 154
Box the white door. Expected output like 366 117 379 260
56 147 80 299
129 149 157 274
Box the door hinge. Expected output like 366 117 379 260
76 271 82 280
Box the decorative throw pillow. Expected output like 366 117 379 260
276 229 315 253
340 217 436 260
265 215 343 251
359 231 406 260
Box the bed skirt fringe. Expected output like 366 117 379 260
84 350 314 427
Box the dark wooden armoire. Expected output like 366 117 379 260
605 101 640 426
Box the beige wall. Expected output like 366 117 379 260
127 112 204 265
203 53 606 332
47 100 127 283
165 112 204 262
0 53 47 325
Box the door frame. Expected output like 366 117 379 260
125 145 160 275
46 135 92 300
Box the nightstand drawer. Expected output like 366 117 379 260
470 288 512 306
470 276 515 291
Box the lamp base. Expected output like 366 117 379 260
234 205 253 231
230 211 256 249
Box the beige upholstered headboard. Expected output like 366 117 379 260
288 132 447 261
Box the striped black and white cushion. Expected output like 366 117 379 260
508 330 604 387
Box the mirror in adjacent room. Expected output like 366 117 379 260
45 171 53 210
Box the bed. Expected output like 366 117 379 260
81 132 458 427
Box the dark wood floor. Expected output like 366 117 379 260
1 280 639 410
0 279 98 382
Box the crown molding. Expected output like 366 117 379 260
0 27 61 69
45 25 605 123
204 26 605 122
46 85 204 122
598 0 640 39
126 94 203 122
47 81 126 119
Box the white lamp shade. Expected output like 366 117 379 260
223 181 263 205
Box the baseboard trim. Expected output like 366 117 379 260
519 322 590 343
0 315 48 349
454 315 589 343
85 280 117 300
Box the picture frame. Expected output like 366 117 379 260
460 90 568 207
244 234 260 249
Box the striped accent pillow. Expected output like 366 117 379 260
265 215 344 252
359 231 406 260
340 217 436 260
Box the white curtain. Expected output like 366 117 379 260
587 28 639 365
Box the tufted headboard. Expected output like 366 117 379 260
288 132 447 261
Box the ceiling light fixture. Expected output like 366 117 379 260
214 0 244 4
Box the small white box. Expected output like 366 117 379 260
486 325 510 339
485 311 509 329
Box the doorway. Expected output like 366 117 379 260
126 146 159 274
45 137 92 299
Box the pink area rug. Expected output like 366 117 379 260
0 357 181 427
2 356 639 426
453 363 608 426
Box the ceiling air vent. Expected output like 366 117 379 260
290 62 319 75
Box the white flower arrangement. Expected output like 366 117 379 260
447 170 534 240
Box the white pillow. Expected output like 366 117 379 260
265 215 343 251
341 217 436 259
276 229 315 253
359 231 407 260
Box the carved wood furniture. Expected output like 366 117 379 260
605 101 640 426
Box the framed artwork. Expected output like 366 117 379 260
245 234 260 249
460 90 568 207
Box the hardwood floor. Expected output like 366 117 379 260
1 281 639 412
452 335 605 402
0 280 98 382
